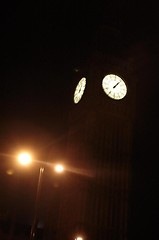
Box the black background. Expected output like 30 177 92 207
0 1 159 239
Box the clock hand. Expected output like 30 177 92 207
113 81 120 88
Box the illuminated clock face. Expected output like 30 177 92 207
74 77 86 104
102 74 127 100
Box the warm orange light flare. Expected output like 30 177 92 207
54 164 64 173
75 237 83 240
18 152 32 165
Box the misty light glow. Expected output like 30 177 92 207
75 237 83 240
54 164 64 173
17 152 32 165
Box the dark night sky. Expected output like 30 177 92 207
0 1 159 239
1 1 158 148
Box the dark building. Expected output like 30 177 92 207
56 26 137 240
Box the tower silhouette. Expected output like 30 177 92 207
57 24 137 240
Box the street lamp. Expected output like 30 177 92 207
75 235 84 240
54 164 64 173
29 165 44 240
17 152 32 165
17 152 64 240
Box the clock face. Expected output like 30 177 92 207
102 74 127 100
74 77 86 104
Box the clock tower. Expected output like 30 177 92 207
57 26 137 240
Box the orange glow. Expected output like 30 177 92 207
17 152 32 165
54 164 64 173
6 169 14 175
75 236 83 240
